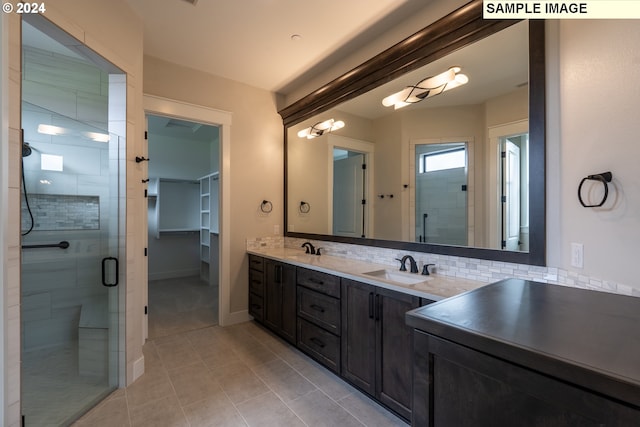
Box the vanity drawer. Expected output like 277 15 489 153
297 318 340 373
249 293 264 321
248 255 264 272
249 269 264 296
298 287 340 335
297 268 340 298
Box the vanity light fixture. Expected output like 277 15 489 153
297 118 345 139
382 66 469 110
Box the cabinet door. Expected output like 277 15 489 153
413 331 640 427
341 278 376 395
376 287 420 421
264 260 296 344
280 263 296 344
264 260 281 332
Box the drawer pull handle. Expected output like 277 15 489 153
309 278 324 285
310 337 326 348
310 304 325 313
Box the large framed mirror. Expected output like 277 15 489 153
279 0 545 266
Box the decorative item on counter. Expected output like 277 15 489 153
578 171 612 208
299 201 311 213
260 200 273 213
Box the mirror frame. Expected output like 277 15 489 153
279 0 546 266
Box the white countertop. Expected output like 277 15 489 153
247 247 486 301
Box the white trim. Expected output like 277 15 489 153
487 119 528 249
143 94 234 330
132 356 145 383
327 135 375 238
225 310 251 326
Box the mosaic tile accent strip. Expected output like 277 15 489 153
246 235 284 251
268 237 640 299
21 194 100 231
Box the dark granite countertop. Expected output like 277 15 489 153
406 278 640 407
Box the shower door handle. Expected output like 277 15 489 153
102 257 119 287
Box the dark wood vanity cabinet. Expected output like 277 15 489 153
407 279 640 427
341 278 430 421
413 332 640 427
263 259 296 344
296 268 342 373
248 255 265 321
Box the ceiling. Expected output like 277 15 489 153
124 0 433 94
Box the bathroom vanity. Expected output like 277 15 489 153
406 279 640 426
247 248 484 421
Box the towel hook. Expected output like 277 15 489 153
578 171 612 208
260 200 273 213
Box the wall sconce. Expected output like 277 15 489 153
382 66 469 110
297 118 345 139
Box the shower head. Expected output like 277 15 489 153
22 143 32 157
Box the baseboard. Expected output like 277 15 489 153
220 309 250 327
132 355 145 383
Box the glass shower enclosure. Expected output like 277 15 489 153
20 15 125 425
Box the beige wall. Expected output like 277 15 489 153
547 19 640 287
143 55 284 313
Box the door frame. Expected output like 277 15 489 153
326 135 374 238
488 119 528 250
143 94 232 337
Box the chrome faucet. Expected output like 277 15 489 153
397 255 419 273
301 242 316 255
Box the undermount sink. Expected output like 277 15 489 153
363 269 431 285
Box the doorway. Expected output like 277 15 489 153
327 135 374 238
333 148 366 237
20 16 126 425
488 120 529 251
145 114 220 339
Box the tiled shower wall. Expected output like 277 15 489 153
247 236 640 298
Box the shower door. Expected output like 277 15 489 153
20 15 124 426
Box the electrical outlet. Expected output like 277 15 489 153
571 243 584 268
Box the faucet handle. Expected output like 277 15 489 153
422 264 436 275
316 248 323 256
395 258 407 271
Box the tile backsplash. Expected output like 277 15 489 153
247 236 639 298
21 194 100 232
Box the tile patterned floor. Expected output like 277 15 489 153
148 276 219 339
72 275 407 426
74 322 407 427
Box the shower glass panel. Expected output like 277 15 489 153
415 142 468 245
21 17 124 426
